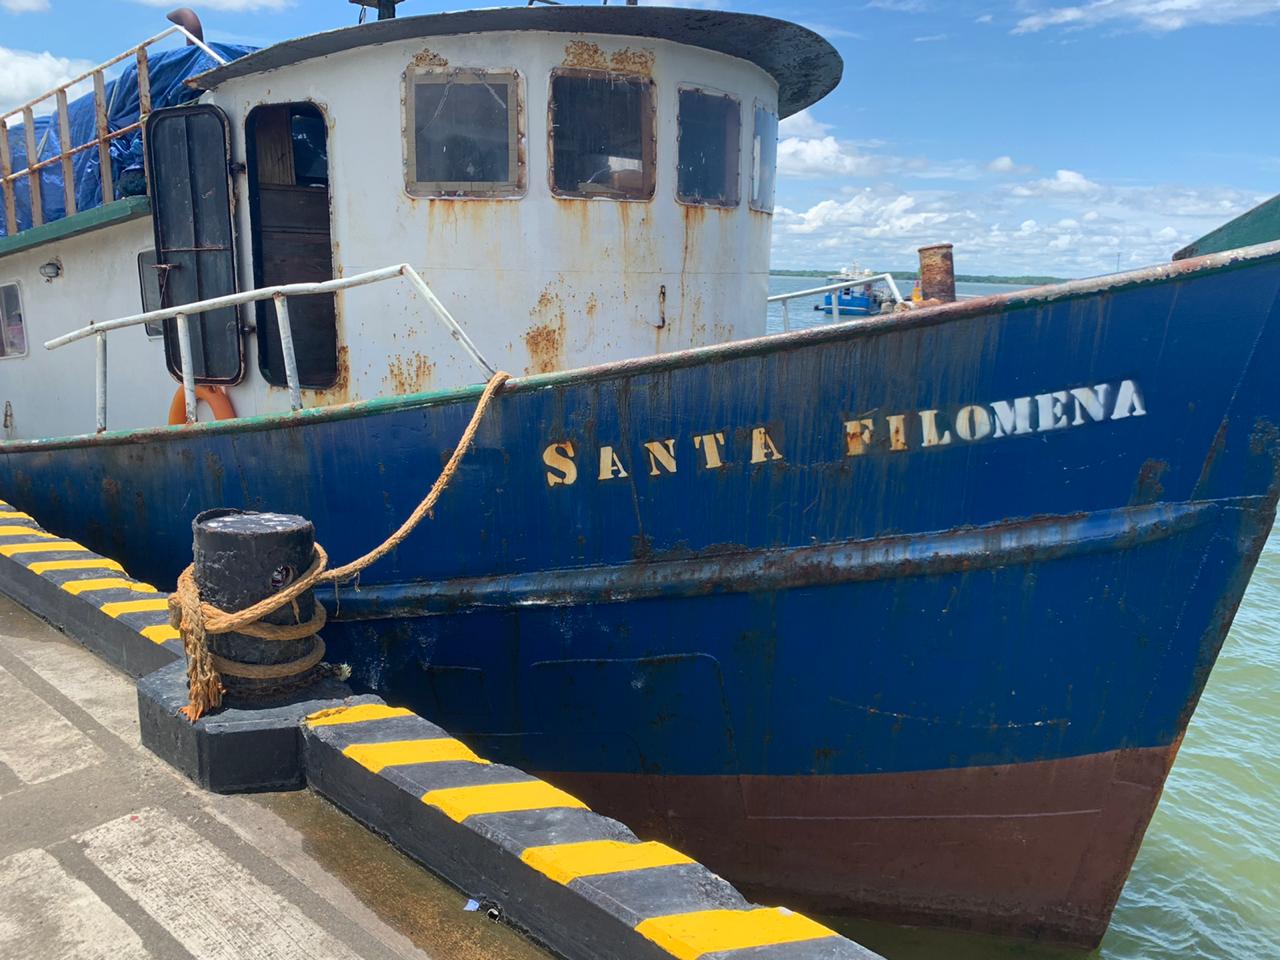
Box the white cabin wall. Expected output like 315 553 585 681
0 217 174 441
204 30 777 416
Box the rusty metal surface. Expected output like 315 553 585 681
917 242 955 303
189 7 843 119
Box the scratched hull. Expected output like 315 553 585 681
3 243 1280 946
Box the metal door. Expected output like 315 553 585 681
145 104 244 383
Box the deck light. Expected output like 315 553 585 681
38 260 62 280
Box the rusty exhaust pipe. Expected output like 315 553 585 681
166 7 204 44
918 243 956 304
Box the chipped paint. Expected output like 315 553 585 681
409 47 449 69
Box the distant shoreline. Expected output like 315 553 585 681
770 269 1070 285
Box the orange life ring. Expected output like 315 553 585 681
168 385 237 425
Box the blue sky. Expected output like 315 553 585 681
2 0 1277 276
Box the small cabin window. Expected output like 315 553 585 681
137 251 165 338
751 105 778 213
406 69 522 197
550 70 655 200
677 89 740 207
0 283 25 359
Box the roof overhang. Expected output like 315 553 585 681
190 6 842 118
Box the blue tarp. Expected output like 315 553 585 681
1 43 255 237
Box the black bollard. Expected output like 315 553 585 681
192 508 323 703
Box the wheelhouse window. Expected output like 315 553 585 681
406 69 522 197
0 283 25 359
750 105 778 213
550 70 655 200
677 89 740 207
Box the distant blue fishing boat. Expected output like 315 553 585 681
813 268 902 317
2 3 1280 951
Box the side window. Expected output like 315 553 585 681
137 251 165 338
550 70 655 200
677 89 740 207
0 283 25 359
406 69 522 197
751 105 778 213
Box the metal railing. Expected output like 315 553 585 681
45 263 496 433
0 25 226 236
767 274 904 332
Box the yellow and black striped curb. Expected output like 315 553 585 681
0 499 182 677
303 703 884 960
0 499 884 959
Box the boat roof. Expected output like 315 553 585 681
191 6 843 118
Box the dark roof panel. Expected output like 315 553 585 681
192 6 843 117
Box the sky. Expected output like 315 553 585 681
1 0 1277 278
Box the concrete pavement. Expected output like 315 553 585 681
0 594 550 960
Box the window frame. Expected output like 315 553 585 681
750 100 779 214
547 67 657 203
0 280 28 361
675 85 742 210
404 66 525 199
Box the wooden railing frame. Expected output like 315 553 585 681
0 25 226 236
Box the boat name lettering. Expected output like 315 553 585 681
540 378 1146 487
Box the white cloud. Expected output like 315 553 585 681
976 13 994 23
778 136 888 179
913 33 947 41
778 109 832 140
770 165 1266 277
1 0 50 12
1015 0 1280 34
987 155 1034 174
865 0 930 10
1011 168 1102 196
132 0 294 10
0 46 95 113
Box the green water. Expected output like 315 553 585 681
838 526 1280 960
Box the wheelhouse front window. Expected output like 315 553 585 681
0 283 25 359
751 105 778 213
406 69 522 197
550 70 655 200
677 89 740 207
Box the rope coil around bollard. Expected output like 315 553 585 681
169 371 511 722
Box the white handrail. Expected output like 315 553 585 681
767 274 903 331
46 263 496 431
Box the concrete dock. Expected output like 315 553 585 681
0 594 550 960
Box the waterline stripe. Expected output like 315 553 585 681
422 780 588 823
343 738 489 773
520 839 694 885
635 908 838 959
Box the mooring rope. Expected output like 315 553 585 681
169 371 511 721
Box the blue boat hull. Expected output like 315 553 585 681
4 244 1280 945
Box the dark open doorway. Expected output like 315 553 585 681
245 102 338 389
